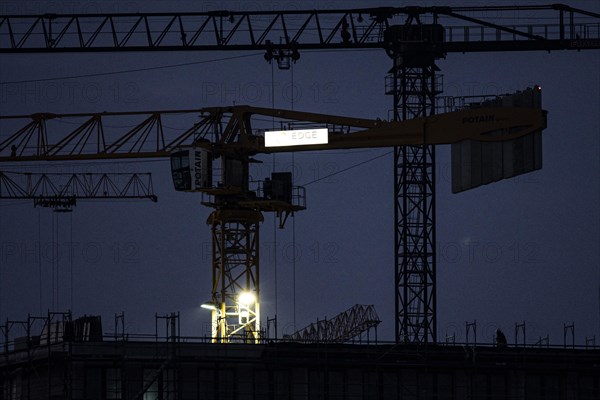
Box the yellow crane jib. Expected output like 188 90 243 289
250 106 547 152
165 104 546 193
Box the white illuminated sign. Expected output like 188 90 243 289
264 128 329 147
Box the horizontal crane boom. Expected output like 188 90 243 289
1 5 598 53
241 107 546 153
0 105 546 162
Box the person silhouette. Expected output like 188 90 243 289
496 329 507 347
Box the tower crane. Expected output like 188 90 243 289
0 4 598 343
0 103 545 341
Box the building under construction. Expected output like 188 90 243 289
1 309 599 399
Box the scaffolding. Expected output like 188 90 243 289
1 311 599 399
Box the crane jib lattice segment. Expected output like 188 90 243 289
0 171 155 199
0 5 598 52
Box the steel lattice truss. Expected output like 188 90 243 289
209 210 262 342
391 65 438 344
0 107 383 162
0 171 156 209
395 144 436 343
0 110 216 161
0 5 599 53
289 304 381 343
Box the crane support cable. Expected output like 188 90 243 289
302 150 392 187
0 53 264 85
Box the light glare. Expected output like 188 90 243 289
201 302 217 310
238 291 256 305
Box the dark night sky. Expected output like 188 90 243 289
0 0 599 344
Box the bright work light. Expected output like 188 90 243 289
238 291 256 306
201 301 217 311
